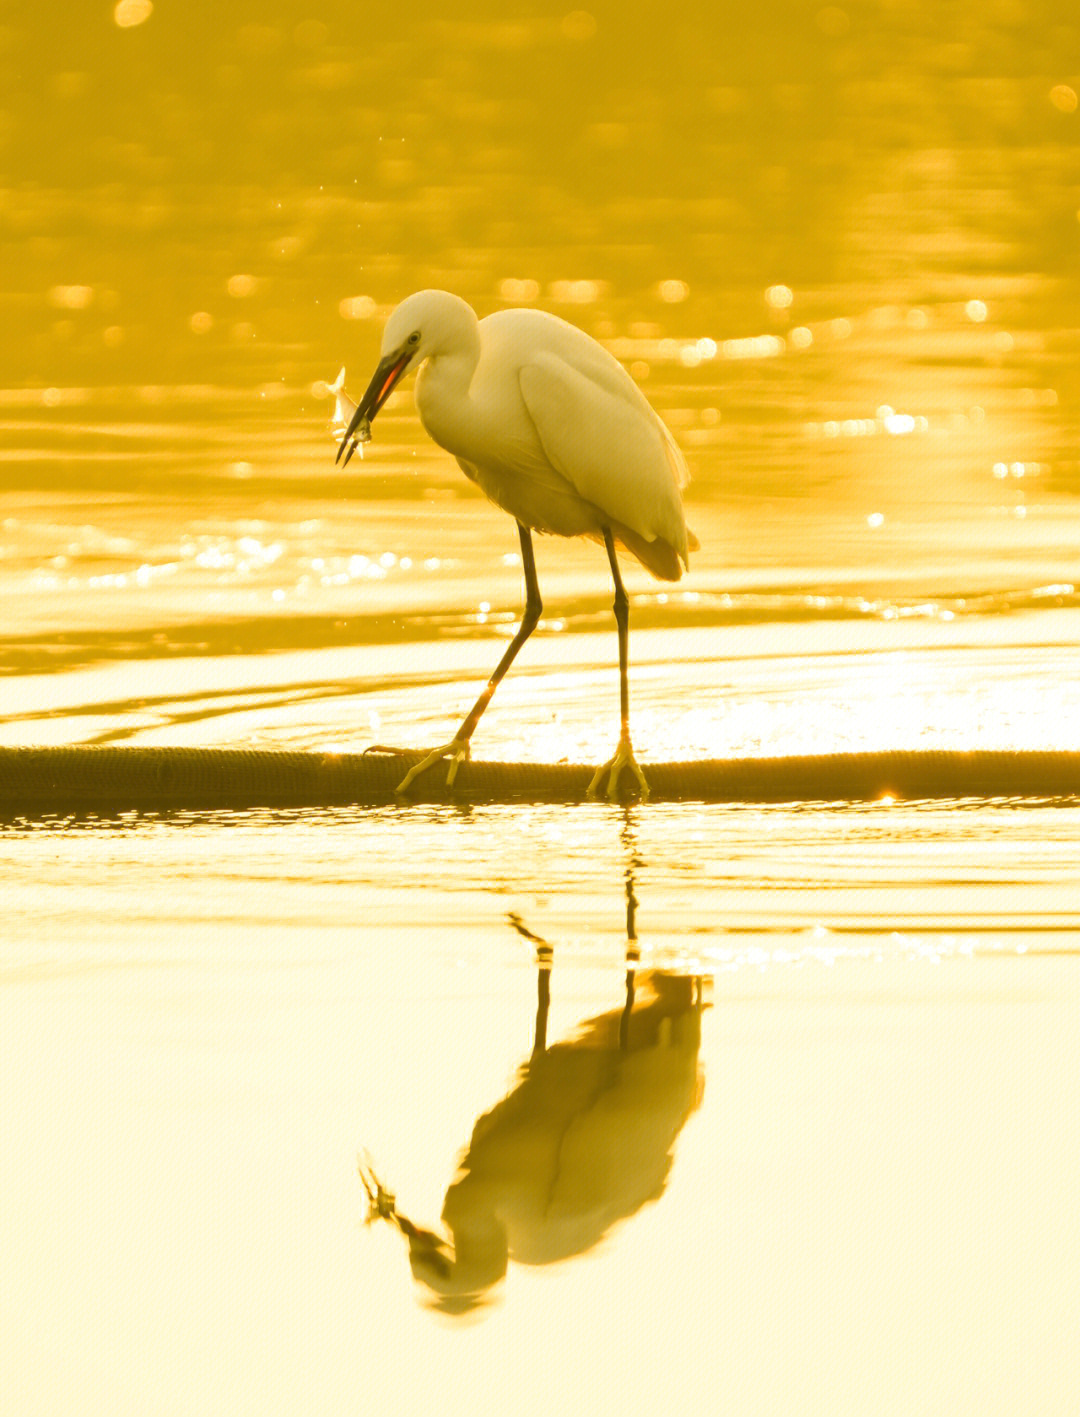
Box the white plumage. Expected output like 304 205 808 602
338 289 696 797
405 295 692 578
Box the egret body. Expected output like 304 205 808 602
338 289 695 798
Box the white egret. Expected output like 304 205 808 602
337 289 696 799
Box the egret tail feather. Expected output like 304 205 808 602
594 520 687 581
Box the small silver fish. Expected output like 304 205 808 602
328 367 371 459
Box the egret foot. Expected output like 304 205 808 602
395 737 471 794
587 734 651 802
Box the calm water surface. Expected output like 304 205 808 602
3 3 1080 1412
3 802 1080 1415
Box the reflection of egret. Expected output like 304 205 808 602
360 940 705 1316
336 289 696 799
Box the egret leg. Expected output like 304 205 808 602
588 528 650 801
396 522 542 794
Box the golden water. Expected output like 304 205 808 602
3 3 1080 1412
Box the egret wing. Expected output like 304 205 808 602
518 352 689 565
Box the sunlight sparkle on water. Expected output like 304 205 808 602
226 274 259 299
878 406 917 435
657 279 688 303
993 462 1040 479
548 280 605 304
48 285 94 311
811 408 927 438
113 0 152 25
498 279 541 303
339 295 377 320
723 334 785 360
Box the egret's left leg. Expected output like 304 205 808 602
396 522 542 794
588 528 650 801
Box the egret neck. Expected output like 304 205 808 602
414 332 482 460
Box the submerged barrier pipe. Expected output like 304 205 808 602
1 745 1079 815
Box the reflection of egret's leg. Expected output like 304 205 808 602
534 959 551 1058
619 948 638 1052
620 804 641 1051
621 803 641 951
625 869 639 946
509 912 553 1058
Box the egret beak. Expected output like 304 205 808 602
336 347 413 465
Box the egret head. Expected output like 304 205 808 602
398 1210 508 1318
380 289 475 367
338 291 476 459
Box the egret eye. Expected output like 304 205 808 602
408 331 421 345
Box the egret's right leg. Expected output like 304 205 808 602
588 528 650 801
395 522 542 794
